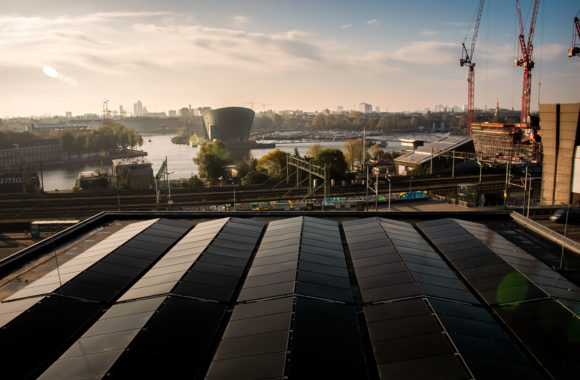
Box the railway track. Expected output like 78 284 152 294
0 174 510 219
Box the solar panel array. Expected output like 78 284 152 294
207 216 367 380
0 218 192 379
1 215 579 379
417 218 580 379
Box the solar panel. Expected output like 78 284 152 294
457 219 580 304
2 219 157 305
416 219 548 306
363 299 468 380
107 296 228 379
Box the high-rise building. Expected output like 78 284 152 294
133 101 143 117
337 106 344 113
168 110 177 117
375 106 381 113
65 112 72 119
359 103 372 114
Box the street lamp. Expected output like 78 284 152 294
386 174 392 211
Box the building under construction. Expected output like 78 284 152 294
470 122 541 165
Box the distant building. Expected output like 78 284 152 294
134 101 143 117
194 107 212 117
180 107 191 117
337 106 344 113
0 139 61 171
112 158 154 191
168 110 177 117
65 112 72 119
119 105 125 117
393 136 474 175
375 106 381 113
202 107 255 142
359 103 372 114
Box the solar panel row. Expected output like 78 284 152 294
208 217 367 379
39 217 265 380
417 218 580 379
345 217 544 379
0 218 192 379
2 216 578 379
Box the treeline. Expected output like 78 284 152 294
252 111 467 134
189 138 396 188
252 109 523 135
0 130 45 146
60 121 143 154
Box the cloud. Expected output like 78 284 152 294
367 19 379 26
233 15 250 28
0 12 401 79
341 24 352 30
535 44 567 61
392 41 457 64
420 29 438 36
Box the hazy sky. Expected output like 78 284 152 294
1 0 578 117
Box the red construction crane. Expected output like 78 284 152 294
569 14 580 57
515 0 540 125
460 0 485 138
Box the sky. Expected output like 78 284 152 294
0 0 579 118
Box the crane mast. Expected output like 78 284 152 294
569 15 580 57
515 0 540 125
460 0 484 138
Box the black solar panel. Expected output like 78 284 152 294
363 299 468 380
0 296 103 379
494 299 580 379
417 219 548 306
107 296 228 379
54 219 191 303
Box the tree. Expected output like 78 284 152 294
313 148 347 181
257 149 288 181
370 144 388 160
60 132 75 154
305 143 321 159
344 138 366 170
193 140 231 183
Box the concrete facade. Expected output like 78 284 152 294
540 103 580 205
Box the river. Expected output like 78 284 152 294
40 133 446 191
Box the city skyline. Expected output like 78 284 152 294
0 0 579 118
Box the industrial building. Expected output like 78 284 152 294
539 103 580 206
112 158 154 191
0 139 61 172
0 212 577 379
393 136 474 175
203 107 255 142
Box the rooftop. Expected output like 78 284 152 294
0 211 578 379
394 136 472 165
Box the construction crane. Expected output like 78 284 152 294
460 0 485 138
568 13 580 57
515 0 540 125
102 100 111 119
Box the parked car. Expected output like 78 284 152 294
550 208 580 224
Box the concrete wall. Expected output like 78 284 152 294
540 103 580 205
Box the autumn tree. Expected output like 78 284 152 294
343 138 366 170
313 148 347 181
257 149 288 181
305 143 321 159
193 140 231 183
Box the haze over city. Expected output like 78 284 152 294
1 0 579 117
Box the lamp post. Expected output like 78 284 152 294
386 175 391 211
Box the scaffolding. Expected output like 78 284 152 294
471 123 541 165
